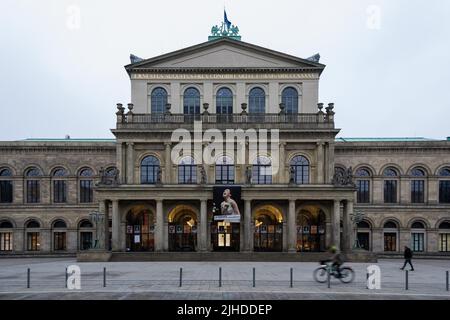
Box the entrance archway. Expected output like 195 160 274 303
126 207 155 252
168 206 198 252
296 207 326 252
253 205 283 252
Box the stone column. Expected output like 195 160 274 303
244 199 252 251
326 142 335 184
343 200 354 252
278 142 286 184
199 199 207 251
332 200 341 250
317 142 324 184
165 142 171 183
103 200 110 251
97 200 107 250
126 142 135 184
112 200 120 251
288 200 296 253
155 199 163 252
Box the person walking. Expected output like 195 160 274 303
400 246 414 271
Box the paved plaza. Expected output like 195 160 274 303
0 258 449 300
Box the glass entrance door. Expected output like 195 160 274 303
212 221 240 251
126 209 154 252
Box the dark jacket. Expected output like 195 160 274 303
404 248 413 259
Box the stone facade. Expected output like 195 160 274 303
1 38 449 256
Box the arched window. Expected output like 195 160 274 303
25 167 42 203
25 219 40 251
357 221 371 229
0 168 13 204
0 220 13 252
178 156 196 184
248 87 265 113
383 220 398 252
439 167 450 204
411 221 426 252
290 156 309 185
79 168 94 203
216 87 233 114
384 221 398 229
52 219 67 251
215 156 234 184
151 87 168 114
0 168 12 176
52 220 67 229
79 219 94 250
52 168 67 203
183 87 200 115
410 167 426 204
355 168 371 204
105 167 117 177
281 87 299 114
383 167 398 204
411 221 425 229
439 221 450 252
252 156 272 185
141 156 160 184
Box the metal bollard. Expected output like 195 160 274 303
446 271 449 291
27 268 30 289
103 267 106 287
252 267 255 288
179 267 183 287
219 267 222 288
290 268 293 288
327 268 331 289
366 272 369 289
65 267 68 288
405 270 409 290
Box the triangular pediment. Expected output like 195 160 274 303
125 38 325 72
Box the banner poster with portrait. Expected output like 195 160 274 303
212 186 242 223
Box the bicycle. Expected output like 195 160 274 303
313 262 355 284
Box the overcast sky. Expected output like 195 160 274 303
0 0 449 140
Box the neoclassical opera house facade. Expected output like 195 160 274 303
1 24 450 260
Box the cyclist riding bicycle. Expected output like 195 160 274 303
321 246 344 278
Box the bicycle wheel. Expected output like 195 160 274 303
313 267 328 283
339 267 355 283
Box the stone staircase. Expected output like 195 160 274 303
108 251 378 263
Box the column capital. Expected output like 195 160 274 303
126 142 134 146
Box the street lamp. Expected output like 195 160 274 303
89 210 105 249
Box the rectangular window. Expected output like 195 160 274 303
80 180 93 203
0 180 13 203
384 180 397 203
439 233 450 252
439 181 450 203
53 232 66 251
384 232 397 251
411 180 425 203
357 180 370 203
178 165 197 184
411 233 424 252
215 165 235 184
0 232 13 251
27 232 40 251
80 232 93 250
53 180 67 203
26 180 40 203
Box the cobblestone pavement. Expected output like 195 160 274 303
0 258 449 300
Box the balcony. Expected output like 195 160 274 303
115 103 336 131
